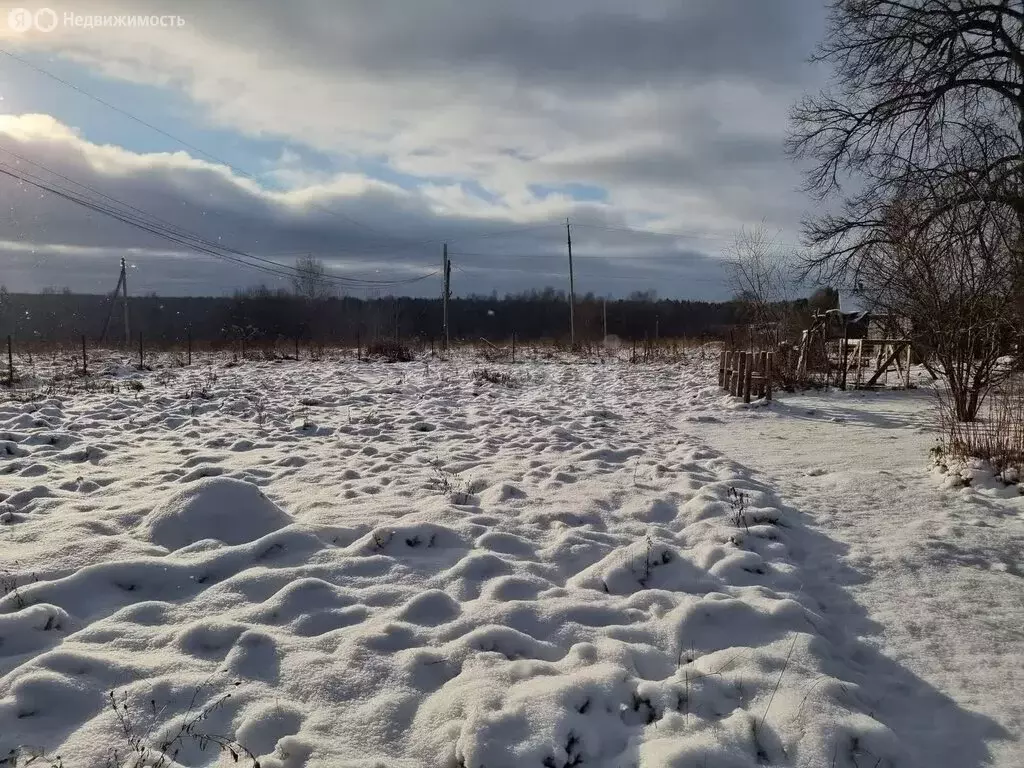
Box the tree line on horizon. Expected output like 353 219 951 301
0 283 836 347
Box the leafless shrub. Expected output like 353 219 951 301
860 194 1018 421
0 566 35 610
249 395 268 427
430 459 471 504
938 373 1024 482
471 368 518 388
3 683 259 768
364 340 414 363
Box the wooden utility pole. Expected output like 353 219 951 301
120 257 130 348
566 218 575 345
98 258 130 345
442 244 451 351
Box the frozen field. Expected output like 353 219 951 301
0 354 1020 767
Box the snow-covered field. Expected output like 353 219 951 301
1 353 1020 767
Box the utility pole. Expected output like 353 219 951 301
120 257 130 348
602 297 608 343
442 243 451 351
566 218 576 345
98 258 130 346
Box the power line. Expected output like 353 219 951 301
0 148 438 286
1 147 725 295
571 222 734 242
448 249 717 259
0 161 438 288
444 222 563 244
0 47 574 251
0 48 741 299
0 46 436 245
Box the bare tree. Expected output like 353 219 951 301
790 0 1023 420
725 224 798 346
291 255 334 301
860 190 1017 420
788 0 1024 281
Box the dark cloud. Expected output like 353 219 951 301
1 1 824 298
0 118 731 297
174 0 824 89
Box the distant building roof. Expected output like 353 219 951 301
839 288 874 315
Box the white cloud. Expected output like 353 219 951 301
0 1 827 295
0 113 733 296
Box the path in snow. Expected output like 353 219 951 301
691 386 1023 767
0 357 1016 767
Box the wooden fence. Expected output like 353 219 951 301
718 350 773 403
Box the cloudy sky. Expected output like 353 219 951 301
0 1 827 298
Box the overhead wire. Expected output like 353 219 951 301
0 160 438 288
0 49 738 295
0 47 575 251
0 147 440 286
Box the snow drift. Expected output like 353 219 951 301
140 477 292 551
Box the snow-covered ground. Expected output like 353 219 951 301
0 354 1020 767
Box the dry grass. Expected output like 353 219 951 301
938 372 1024 480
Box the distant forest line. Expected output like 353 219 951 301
0 286 836 346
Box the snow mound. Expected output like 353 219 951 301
140 477 291 550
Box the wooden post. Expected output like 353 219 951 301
757 351 767 397
743 352 753 403
120 257 130 349
295 336 300 361
854 339 864 388
566 219 575 346
187 328 192 366
718 349 726 387
81 334 88 376
356 329 361 361
512 332 517 363
735 352 746 397
796 330 809 379
765 352 773 401
138 333 144 369
442 244 450 351
865 342 900 387
904 342 912 389
6 335 12 387
840 325 850 391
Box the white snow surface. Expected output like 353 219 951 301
0 356 1020 767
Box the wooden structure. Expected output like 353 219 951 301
718 350 774 403
798 308 913 390
833 337 912 390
